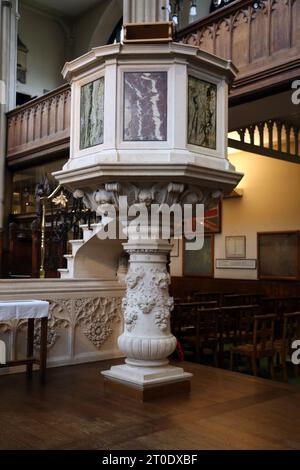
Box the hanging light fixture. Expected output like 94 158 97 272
189 0 197 17
172 2 179 25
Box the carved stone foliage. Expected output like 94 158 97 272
47 297 122 349
82 298 122 348
122 262 174 333
0 297 122 354
34 324 58 351
0 319 24 334
74 182 223 216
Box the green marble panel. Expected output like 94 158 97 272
188 76 217 150
80 77 104 150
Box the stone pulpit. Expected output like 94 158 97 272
55 0 242 400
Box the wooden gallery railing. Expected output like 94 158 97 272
178 0 300 98
229 119 300 164
6 84 71 164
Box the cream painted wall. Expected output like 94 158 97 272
17 5 66 98
17 1 123 99
72 0 123 58
170 151 300 280
215 151 300 279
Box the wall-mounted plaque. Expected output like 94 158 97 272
80 77 104 150
258 231 299 280
216 259 256 270
225 236 246 259
183 235 214 277
188 76 217 149
123 71 168 141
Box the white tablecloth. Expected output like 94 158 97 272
0 300 49 321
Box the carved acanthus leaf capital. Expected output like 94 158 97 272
73 182 223 214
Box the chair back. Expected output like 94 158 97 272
220 305 260 344
253 314 276 351
282 312 300 352
196 307 221 343
172 303 198 338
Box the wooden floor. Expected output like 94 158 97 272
0 360 300 450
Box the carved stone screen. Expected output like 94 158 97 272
188 76 217 149
123 72 167 141
80 77 104 149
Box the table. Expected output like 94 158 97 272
0 300 49 384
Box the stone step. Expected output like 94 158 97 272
80 223 104 242
57 268 70 280
68 239 84 256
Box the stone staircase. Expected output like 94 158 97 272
58 222 123 280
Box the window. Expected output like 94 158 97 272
17 36 28 84
210 0 236 13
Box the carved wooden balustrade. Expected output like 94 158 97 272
178 0 300 98
6 84 71 165
229 118 300 163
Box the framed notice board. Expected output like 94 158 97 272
258 231 300 280
183 234 214 277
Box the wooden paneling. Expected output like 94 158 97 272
8 222 32 277
171 276 300 299
270 0 290 54
292 0 300 45
6 84 71 166
178 0 300 99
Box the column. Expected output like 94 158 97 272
123 0 131 24
0 0 18 274
123 0 169 24
102 225 192 397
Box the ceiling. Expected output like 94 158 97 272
229 90 300 131
21 0 106 17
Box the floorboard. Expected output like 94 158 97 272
0 360 299 450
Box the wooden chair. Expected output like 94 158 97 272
222 293 261 307
185 300 219 309
172 304 221 366
230 313 276 378
274 312 300 382
195 307 221 366
260 297 300 315
172 303 198 359
190 291 221 304
219 305 260 367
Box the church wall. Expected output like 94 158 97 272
17 4 66 99
170 150 300 280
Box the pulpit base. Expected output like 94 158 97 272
102 365 192 401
